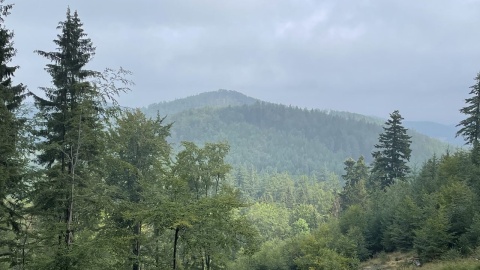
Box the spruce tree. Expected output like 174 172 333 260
456 72 480 162
371 110 412 189
30 8 116 269
0 1 28 267
340 156 368 210
33 7 97 168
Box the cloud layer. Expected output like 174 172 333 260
6 0 480 123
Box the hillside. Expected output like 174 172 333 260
142 89 258 117
404 121 464 146
142 91 449 175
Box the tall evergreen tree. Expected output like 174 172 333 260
457 72 480 162
33 7 97 168
29 8 127 269
371 110 412 189
0 1 28 267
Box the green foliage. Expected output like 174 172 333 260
371 110 412 189
464 214 480 250
155 101 446 176
339 204 370 260
361 190 386 253
340 156 368 210
103 109 171 269
0 0 26 112
457 72 480 148
291 218 310 235
339 205 367 235
413 154 440 195
383 195 422 251
27 8 132 269
149 141 259 269
143 89 258 117
232 170 351 268
231 221 361 270
0 0 29 267
230 239 291 270
346 226 370 262
293 221 360 270
436 181 476 243
290 203 322 231
414 210 453 262
245 202 291 241
32 7 99 166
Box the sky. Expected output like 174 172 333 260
4 0 480 124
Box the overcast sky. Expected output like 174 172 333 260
5 0 480 124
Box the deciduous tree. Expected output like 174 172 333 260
167 142 256 269
104 109 171 270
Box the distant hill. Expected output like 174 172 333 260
404 121 464 146
142 89 258 117
141 90 449 175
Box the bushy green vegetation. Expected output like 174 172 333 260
226 112 480 269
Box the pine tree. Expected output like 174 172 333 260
371 110 412 189
0 1 28 267
457 72 480 162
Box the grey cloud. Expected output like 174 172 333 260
6 0 480 124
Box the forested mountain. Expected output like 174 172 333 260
142 89 258 117
142 90 449 175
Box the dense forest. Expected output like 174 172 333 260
2 3 480 270
143 91 449 176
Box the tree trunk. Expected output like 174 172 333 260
155 227 160 268
133 222 141 270
206 254 211 270
215 175 220 195
66 149 74 246
173 227 180 270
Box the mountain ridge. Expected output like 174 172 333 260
140 90 450 175
142 89 258 117
142 89 461 146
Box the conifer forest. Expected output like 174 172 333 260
2 2 480 270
